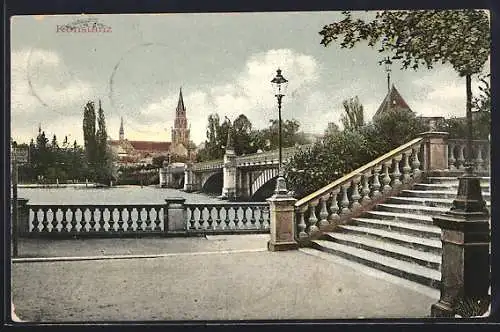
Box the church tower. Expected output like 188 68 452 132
119 117 125 141
171 87 190 146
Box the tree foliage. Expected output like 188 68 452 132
341 96 364 130
320 10 490 76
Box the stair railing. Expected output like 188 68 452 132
447 139 490 172
294 136 427 242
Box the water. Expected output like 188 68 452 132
17 186 222 205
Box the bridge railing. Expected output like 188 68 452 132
14 198 270 238
236 144 312 167
192 159 224 171
293 133 491 243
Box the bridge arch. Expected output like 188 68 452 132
250 168 279 201
200 170 223 194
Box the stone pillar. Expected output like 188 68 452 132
221 124 237 201
17 198 30 237
267 190 298 251
165 198 187 234
159 168 166 187
431 173 490 317
183 164 194 192
237 169 250 200
419 131 449 172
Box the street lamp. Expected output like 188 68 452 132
271 68 289 195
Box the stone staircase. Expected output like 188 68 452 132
309 172 491 290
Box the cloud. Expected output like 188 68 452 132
133 48 322 144
11 48 94 116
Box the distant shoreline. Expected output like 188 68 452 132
18 183 107 189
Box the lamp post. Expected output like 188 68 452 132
271 68 289 196
383 56 392 93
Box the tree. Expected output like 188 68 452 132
341 96 364 130
83 100 97 173
320 10 490 159
95 99 113 183
324 122 340 137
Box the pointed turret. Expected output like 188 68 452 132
373 84 413 121
119 117 124 141
176 87 185 116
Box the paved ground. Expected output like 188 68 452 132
12 235 438 322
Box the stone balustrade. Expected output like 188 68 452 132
191 159 224 172
236 144 312 167
294 136 426 241
448 139 490 172
15 199 270 238
185 202 270 233
26 203 165 236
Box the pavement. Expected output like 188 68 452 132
11 234 439 322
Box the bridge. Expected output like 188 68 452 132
160 142 311 201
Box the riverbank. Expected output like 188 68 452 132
18 183 107 188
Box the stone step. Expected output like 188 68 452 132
311 239 441 289
413 183 490 191
376 203 449 217
364 211 434 226
425 176 490 185
337 224 442 254
401 189 491 200
351 217 441 239
323 232 441 270
387 196 491 209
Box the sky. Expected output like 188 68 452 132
10 11 490 146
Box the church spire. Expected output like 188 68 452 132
119 117 124 141
176 87 185 115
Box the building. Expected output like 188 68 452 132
109 88 192 166
373 83 444 129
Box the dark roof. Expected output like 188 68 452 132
129 141 171 152
373 84 413 119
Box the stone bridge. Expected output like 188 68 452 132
161 144 310 201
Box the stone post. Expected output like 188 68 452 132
419 131 449 172
431 172 490 317
165 198 187 235
159 167 167 187
267 189 298 251
183 164 194 192
17 198 30 237
221 123 237 201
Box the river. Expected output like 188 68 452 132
17 186 222 205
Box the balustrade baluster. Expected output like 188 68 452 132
382 162 392 194
193 207 201 230
297 205 308 239
392 156 402 188
63 208 72 232
101 208 110 232
318 195 330 227
74 208 83 232
30 208 37 232
94 208 102 232
371 165 382 199
241 207 250 229
187 207 195 230
249 207 257 229
350 177 362 211
121 208 129 232
307 200 320 234
328 189 341 224
475 145 484 172
150 208 159 231
361 172 371 204
45 208 53 232
54 208 62 232
112 208 120 232
204 207 212 230
142 208 151 231
412 145 422 177
448 143 456 170
457 144 465 170
262 205 270 229
215 206 222 230
222 207 231 230
340 184 350 215
401 153 411 184
229 207 237 229
235 207 243 229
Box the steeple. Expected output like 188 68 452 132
176 87 185 116
119 117 124 141
172 87 190 146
